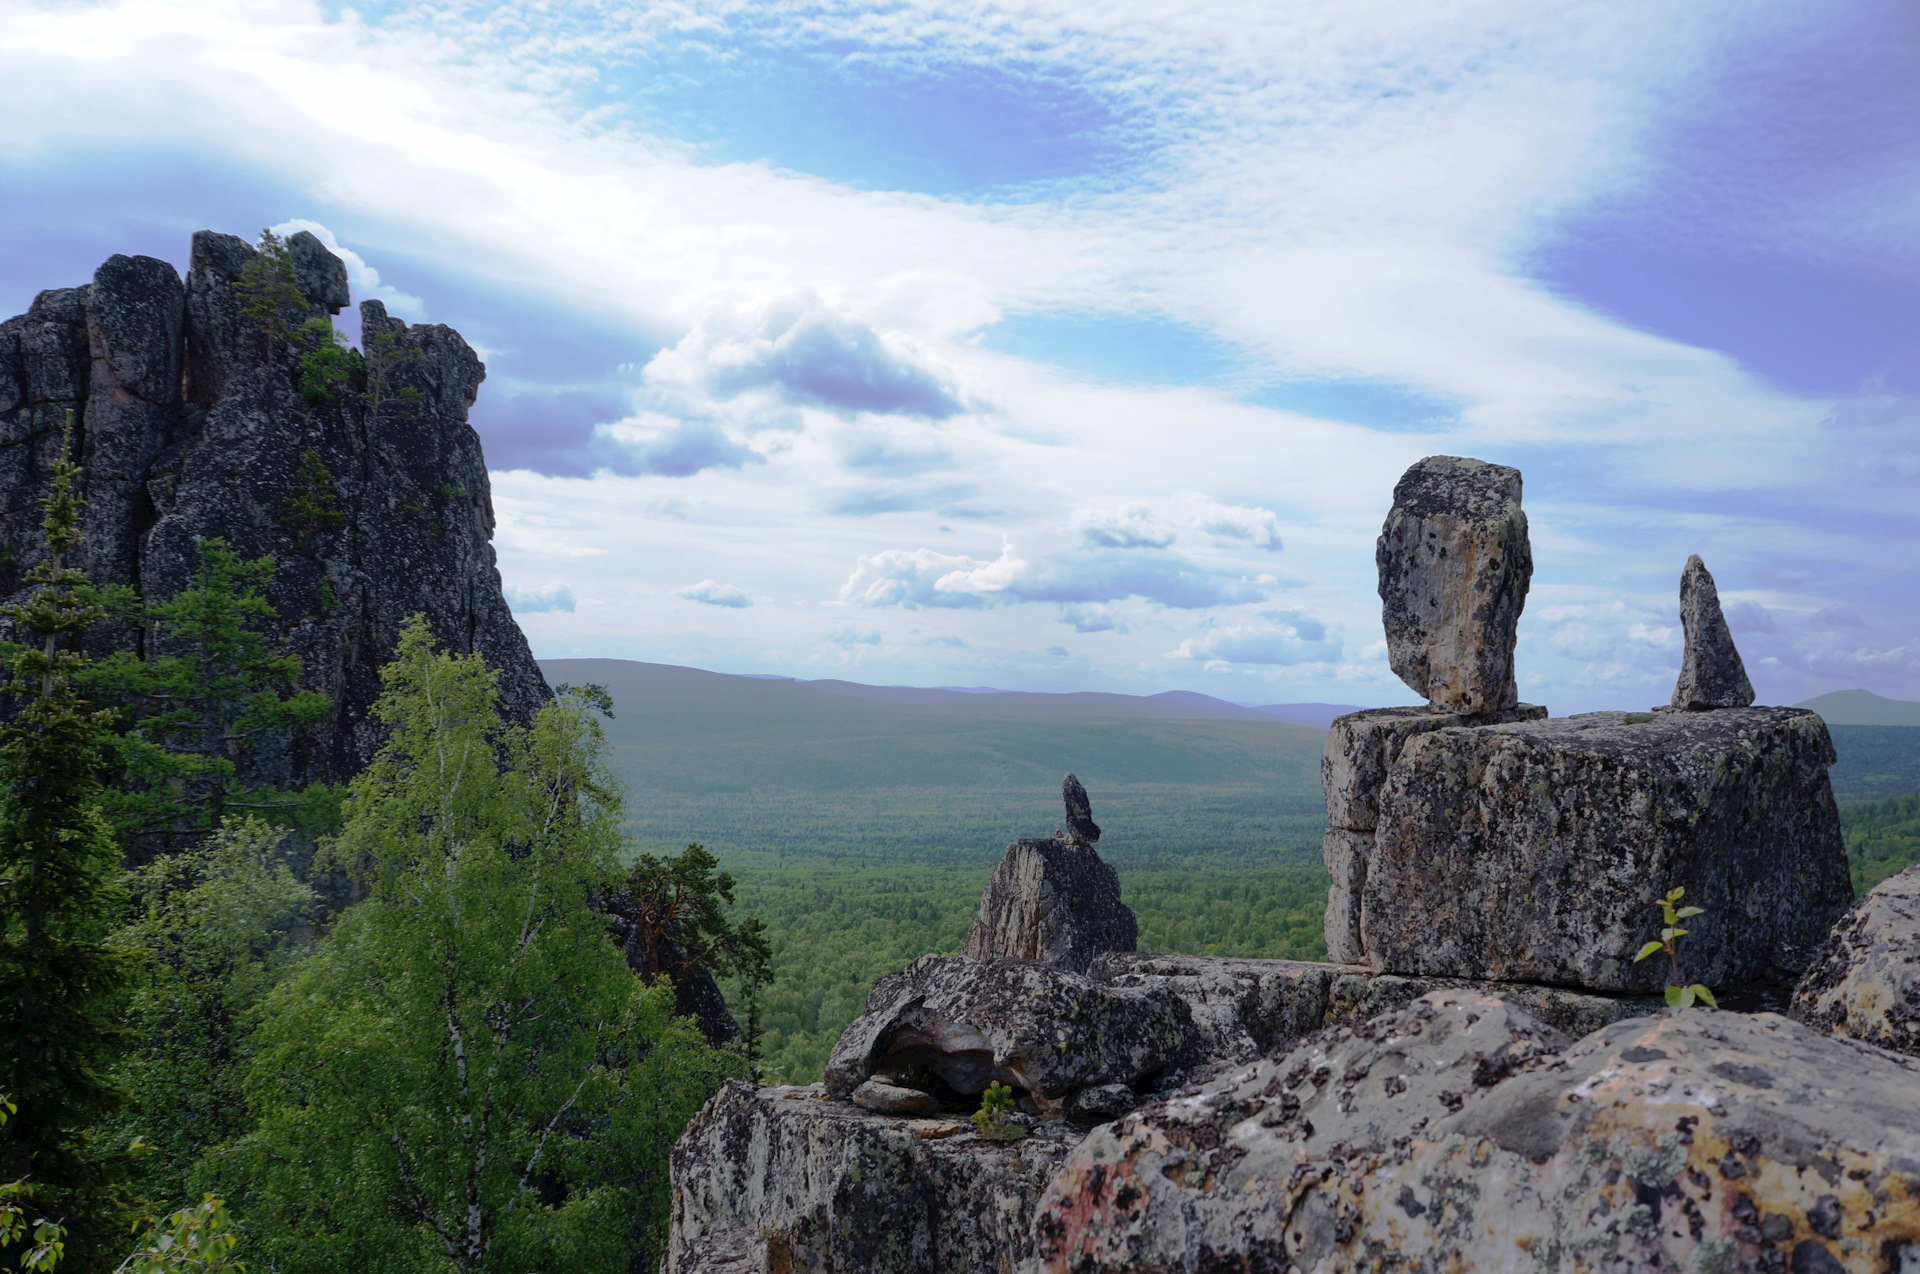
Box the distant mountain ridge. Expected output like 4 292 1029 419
1795 690 1920 727
542 659 1365 729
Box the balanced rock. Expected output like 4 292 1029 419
1035 991 1920 1273
1363 707 1853 996
1060 771 1100 845
1376 455 1532 713
1319 703 1546 961
1792 863 1920 1055
666 1080 1082 1274
1672 553 1756 709
823 955 1196 1115
963 775 1135 971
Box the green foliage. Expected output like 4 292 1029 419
277 451 344 555
0 423 132 1263
232 232 305 362
1827 726 1920 806
103 820 314 1210
214 619 739 1272
294 320 355 407
970 1081 1023 1141
81 539 333 845
2 1097 68 1273
1633 887 1716 1010
620 844 771 986
1843 793 1920 894
114 1196 243 1273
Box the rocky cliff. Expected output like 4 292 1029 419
0 231 547 787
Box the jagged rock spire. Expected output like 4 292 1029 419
1671 554 1755 710
1062 771 1100 846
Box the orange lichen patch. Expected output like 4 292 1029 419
1035 1154 1150 1270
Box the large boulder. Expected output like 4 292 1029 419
1376 455 1532 714
963 774 1136 972
666 1080 1081 1274
1362 707 1853 997
1672 554 1756 710
1791 863 1920 1055
1319 703 1546 961
1035 991 1920 1273
823 955 1196 1115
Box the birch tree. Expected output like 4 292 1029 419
217 618 737 1272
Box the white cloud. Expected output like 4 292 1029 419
1170 611 1341 666
678 579 753 608
271 218 426 321
840 540 1264 611
504 582 575 613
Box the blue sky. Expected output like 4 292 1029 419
3 0 1916 711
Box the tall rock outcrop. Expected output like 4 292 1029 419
0 232 547 787
1672 553 1756 709
963 773 1136 972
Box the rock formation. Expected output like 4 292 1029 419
1364 707 1853 997
1672 553 1757 709
667 1080 1083 1274
1035 991 1920 1273
1791 864 1920 1055
1375 455 1531 713
1319 702 1545 962
0 233 548 788
962 773 1136 971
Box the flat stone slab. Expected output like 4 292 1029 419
666 1080 1080 1274
1364 707 1852 995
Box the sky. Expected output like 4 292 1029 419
2 0 1916 712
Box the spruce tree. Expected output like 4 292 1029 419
0 423 129 1263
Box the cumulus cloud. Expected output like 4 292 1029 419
678 579 753 608
1059 603 1123 633
1169 611 1341 666
504 582 575 613
1077 505 1175 550
646 290 972 420
597 415 763 477
826 626 883 646
271 219 425 321
1073 497 1284 552
840 541 1263 611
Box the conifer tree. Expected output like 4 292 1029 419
0 423 130 1264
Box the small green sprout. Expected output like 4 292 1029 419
971 1080 1026 1141
1634 886 1718 1009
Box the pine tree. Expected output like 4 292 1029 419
0 421 131 1266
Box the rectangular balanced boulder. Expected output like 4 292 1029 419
1361 707 1852 996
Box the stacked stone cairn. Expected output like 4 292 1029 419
667 457 1920 1274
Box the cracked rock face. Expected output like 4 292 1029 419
1672 553 1757 710
0 234 547 790
824 955 1197 1114
666 1080 1081 1274
1035 991 1920 1274
963 776 1134 972
1792 864 1920 1056
1319 703 1546 961
1363 708 1852 996
1376 455 1532 713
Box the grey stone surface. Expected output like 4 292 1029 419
824 955 1197 1114
1363 707 1853 995
1792 863 1920 1055
1375 455 1532 713
0 234 549 791
286 230 349 314
1035 992 1920 1274
1321 703 1548 833
1060 770 1100 845
963 779 1135 971
853 1079 941 1115
667 1079 1079 1274
1672 553 1757 710
1319 704 1545 959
